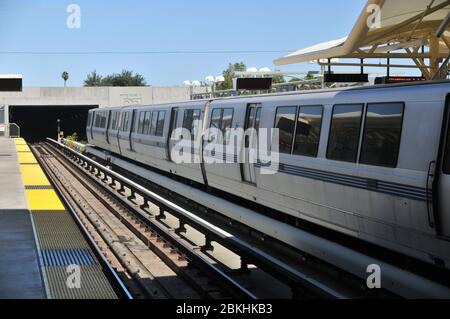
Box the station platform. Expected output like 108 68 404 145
0 137 45 299
0 137 119 299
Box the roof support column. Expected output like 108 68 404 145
429 34 441 79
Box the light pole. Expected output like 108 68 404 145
183 80 201 99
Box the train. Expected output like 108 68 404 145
87 80 450 270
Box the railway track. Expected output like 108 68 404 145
43 138 371 299
32 142 255 299
37 137 450 299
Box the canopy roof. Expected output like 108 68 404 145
274 0 450 79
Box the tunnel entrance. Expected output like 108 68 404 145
9 105 98 142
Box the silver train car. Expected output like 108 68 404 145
87 81 450 269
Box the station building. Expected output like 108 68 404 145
0 85 206 141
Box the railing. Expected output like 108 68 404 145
60 138 86 153
6 123 20 138
190 80 325 100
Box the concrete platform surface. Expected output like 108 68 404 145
0 137 46 299
0 138 28 210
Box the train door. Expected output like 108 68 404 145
116 112 122 155
167 107 179 161
241 104 261 184
118 111 131 155
129 110 137 152
106 110 111 144
437 96 450 237
88 111 94 141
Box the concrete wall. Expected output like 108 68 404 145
0 86 207 128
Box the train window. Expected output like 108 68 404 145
209 109 222 142
275 106 297 154
96 113 101 128
149 112 158 135
110 113 116 130
183 109 201 139
156 111 166 136
360 103 404 168
116 113 121 130
121 113 129 131
87 113 92 127
255 108 262 131
293 106 323 158
142 112 151 134
222 109 234 143
327 104 363 163
210 109 221 129
192 109 201 138
115 112 121 130
246 107 256 129
209 108 234 143
138 112 146 134
100 112 107 128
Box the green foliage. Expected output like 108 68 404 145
215 62 246 91
288 73 316 82
272 75 285 84
66 132 78 142
84 70 147 87
84 71 103 86
289 77 303 82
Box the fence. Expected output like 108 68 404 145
0 123 21 138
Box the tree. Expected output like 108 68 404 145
62 71 69 87
84 70 147 87
272 75 286 84
289 77 303 82
215 62 246 91
84 70 103 87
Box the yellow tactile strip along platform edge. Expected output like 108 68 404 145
14 139 66 212
13 140 118 299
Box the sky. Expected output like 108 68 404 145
0 0 374 87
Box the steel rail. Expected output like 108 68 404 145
48 137 346 299
45 139 259 299
30 144 133 300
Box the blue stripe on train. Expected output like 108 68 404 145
255 162 429 202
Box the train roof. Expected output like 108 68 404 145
89 80 450 112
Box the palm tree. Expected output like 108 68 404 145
62 71 69 87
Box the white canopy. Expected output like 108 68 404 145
274 0 450 73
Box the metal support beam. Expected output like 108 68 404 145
436 10 450 38
319 62 428 69
430 34 441 78
442 36 450 51
337 52 448 59
405 47 431 79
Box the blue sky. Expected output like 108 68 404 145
0 0 374 87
